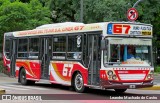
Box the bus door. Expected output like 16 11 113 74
88 34 100 85
10 39 17 77
40 37 52 79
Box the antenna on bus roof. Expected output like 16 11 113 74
36 22 84 29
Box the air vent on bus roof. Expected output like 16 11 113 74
35 22 84 29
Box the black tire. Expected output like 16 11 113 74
20 68 28 85
74 72 85 93
114 89 127 93
20 69 36 85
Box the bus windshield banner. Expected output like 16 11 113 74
107 23 152 36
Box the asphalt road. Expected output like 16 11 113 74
0 75 160 103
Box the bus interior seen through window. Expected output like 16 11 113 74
105 44 152 66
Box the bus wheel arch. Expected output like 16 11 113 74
19 67 35 85
72 71 86 93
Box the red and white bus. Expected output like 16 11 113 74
3 22 154 93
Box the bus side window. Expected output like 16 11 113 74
67 35 82 60
52 36 66 60
18 39 28 58
28 38 39 58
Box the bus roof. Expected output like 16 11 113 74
12 22 104 37
36 22 84 29
5 22 152 37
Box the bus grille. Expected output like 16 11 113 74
119 74 145 80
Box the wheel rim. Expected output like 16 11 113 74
21 71 26 83
75 74 83 90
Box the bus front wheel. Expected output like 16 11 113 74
74 72 85 93
114 89 127 93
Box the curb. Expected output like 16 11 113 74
0 89 5 94
139 85 160 90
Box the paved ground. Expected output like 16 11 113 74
0 73 8 94
0 73 160 103
1 73 160 93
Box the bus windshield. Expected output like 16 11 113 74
103 39 152 67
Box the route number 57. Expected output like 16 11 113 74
113 24 131 34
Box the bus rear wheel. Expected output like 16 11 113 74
20 68 35 85
20 68 28 85
114 89 127 93
74 72 85 93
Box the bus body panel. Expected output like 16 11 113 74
49 61 88 85
16 60 41 80
3 54 11 72
14 59 88 86
100 68 153 89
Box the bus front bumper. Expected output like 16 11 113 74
100 80 154 89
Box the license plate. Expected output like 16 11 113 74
129 85 136 88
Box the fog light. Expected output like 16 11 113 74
112 75 117 80
108 70 113 76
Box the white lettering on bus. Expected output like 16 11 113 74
62 64 73 77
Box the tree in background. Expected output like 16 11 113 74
48 0 127 23
0 0 51 46
0 1 29 31
80 0 129 23
48 0 159 25
48 0 76 23
48 0 160 49
27 0 51 29
0 0 160 51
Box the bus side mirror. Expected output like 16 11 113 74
101 40 108 50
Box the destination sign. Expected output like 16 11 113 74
107 23 152 36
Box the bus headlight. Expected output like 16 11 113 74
147 74 151 79
112 75 117 80
107 70 113 76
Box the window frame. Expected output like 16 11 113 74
28 37 40 59
67 33 83 60
4 38 11 59
17 37 40 60
103 43 153 67
52 35 67 60
17 38 29 59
